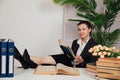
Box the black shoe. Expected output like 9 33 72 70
14 46 29 69
23 49 38 68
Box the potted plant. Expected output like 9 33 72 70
53 0 120 47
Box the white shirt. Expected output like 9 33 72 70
76 38 90 56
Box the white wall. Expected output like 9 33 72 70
0 0 63 56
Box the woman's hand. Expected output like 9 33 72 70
75 56 84 64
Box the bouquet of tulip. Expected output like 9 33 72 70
88 45 120 58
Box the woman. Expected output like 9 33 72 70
14 20 98 69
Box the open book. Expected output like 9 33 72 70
34 63 80 76
58 39 75 61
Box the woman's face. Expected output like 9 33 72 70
78 24 91 39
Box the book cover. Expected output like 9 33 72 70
97 66 120 70
86 68 97 73
58 39 75 61
98 58 120 63
97 68 120 75
0 39 7 77
96 61 120 68
86 62 97 73
97 73 120 80
6 39 14 77
86 62 96 70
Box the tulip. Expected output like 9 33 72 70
92 53 97 56
100 55 104 58
88 48 93 53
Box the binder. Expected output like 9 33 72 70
7 39 14 77
0 39 7 77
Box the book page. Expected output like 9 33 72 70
56 63 80 76
34 65 57 75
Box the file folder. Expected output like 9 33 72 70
7 39 14 77
0 39 7 77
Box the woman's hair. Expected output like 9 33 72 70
77 20 92 29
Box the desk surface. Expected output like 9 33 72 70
1 67 96 80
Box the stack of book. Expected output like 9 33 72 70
0 39 14 78
96 58 120 79
86 62 97 73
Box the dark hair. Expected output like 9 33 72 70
77 20 92 35
77 20 92 29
